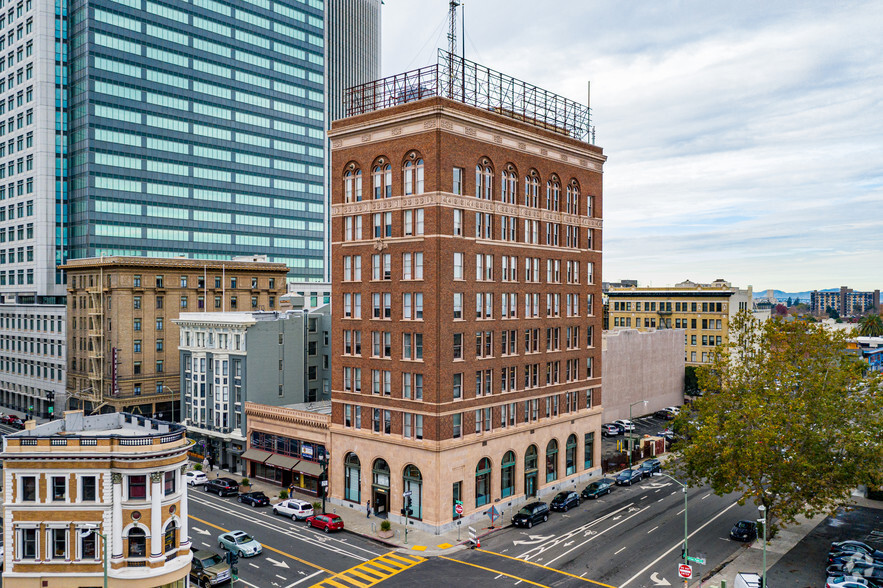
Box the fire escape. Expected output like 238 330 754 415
85 275 106 412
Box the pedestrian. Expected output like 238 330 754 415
202 457 209 472
366 499 371 518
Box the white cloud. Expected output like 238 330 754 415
380 1 883 291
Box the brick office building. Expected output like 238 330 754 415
328 54 606 532
61 256 288 422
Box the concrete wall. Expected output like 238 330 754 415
602 329 685 423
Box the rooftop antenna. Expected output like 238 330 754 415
447 1 462 98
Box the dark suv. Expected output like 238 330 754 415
190 548 232 587
550 491 580 512
512 501 549 529
204 477 240 497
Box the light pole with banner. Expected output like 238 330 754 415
319 451 329 513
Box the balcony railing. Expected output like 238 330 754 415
345 49 594 144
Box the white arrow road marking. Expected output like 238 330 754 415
619 499 741 587
512 534 554 546
563 541 574 546
650 572 671 586
517 503 637 559
266 557 290 569
544 504 652 565
193 527 211 536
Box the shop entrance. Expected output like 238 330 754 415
373 488 389 517
372 458 391 518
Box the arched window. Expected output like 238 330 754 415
524 172 539 207
501 450 516 498
501 168 517 204
546 178 560 211
344 452 361 502
475 457 491 507
355 169 363 201
372 163 392 199
524 444 538 497
163 520 178 554
127 527 146 558
345 170 354 203
403 464 423 519
475 162 493 200
566 434 578 476
403 157 425 195
566 181 580 215
372 458 390 488
545 439 558 483
344 167 362 203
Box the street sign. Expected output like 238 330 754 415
320 480 328 487
403 491 412 497
678 564 692 579
455 503 463 515
686 555 706 565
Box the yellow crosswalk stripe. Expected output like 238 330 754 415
310 551 426 588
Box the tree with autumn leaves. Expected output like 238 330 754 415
675 312 883 530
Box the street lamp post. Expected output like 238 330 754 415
627 400 648 471
758 504 768 586
653 472 689 581
80 528 108 588
319 452 329 514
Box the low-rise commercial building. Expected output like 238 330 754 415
175 301 331 473
607 279 753 367
1 411 192 587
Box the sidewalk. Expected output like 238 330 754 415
696 495 883 587
205 465 498 556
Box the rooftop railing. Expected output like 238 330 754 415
345 49 594 144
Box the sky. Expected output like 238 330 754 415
378 1 883 293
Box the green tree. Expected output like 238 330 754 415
675 312 883 529
858 313 883 337
827 306 840 320
786 297 793 307
684 366 699 395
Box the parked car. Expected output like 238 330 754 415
273 498 314 521
637 459 662 478
550 491 580 512
832 542 883 561
204 478 240 497
237 491 270 507
827 576 883 588
512 501 550 529
306 514 344 533
654 410 676 420
218 530 262 557
730 520 758 541
601 423 620 437
613 419 635 432
0 414 14 424
663 406 681 415
9 418 25 430
189 548 232 587
582 478 615 499
185 471 208 486
615 469 643 486
657 428 677 441
831 551 883 566
826 562 883 578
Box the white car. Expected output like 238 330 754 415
826 576 871 588
273 499 314 521
613 419 635 432
663 406 681 415
185 471 208 486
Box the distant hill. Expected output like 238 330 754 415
755 288 880 304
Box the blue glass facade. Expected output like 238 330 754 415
67 0 326 279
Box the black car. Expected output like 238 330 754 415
637 459 662 478
9 418 25 430
615 469 643 486
237 491 270 507
654 410 676 420
581 478 615 499
511 501 549 529
730 520 757 541
550 491 580 512
204 477 240 497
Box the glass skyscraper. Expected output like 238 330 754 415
68 0 327 278
0 0 381 418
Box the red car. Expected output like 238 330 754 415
305 514 344 533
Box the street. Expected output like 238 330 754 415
187 489 390 587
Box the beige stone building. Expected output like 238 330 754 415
1 411 194 587
607 279 753 367
60 256 289 421
327 57 606 533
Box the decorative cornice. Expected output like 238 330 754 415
331 192 603 230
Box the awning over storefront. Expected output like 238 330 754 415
265 453 300 470
240 448 272 463
294 459 323 477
